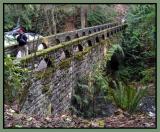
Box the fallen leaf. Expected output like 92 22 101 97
27 117 33 121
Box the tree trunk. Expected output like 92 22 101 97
64 16 75 31
51 5 57 34
81 5 86 28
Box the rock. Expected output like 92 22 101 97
123 112 130 117
143 123 151 127
9 109 15 113
148 112 155 117
66 118 72 122
91 122 99 127
45 116 51 122
138 96 155 114
27 117 33 121
114 109 123 115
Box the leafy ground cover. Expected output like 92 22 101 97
4 95 156 128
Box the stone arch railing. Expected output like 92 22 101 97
5 22 120 58
19 23 127 69
11 23 127 116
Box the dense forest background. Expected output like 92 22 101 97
4 4 156 128
4 4 127 34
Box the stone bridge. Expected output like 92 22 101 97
5 22 121 57
5 22 127 116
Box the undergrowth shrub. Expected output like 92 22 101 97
111 81 147 113
71 77 93 117
71 66 109 117
4 55 30 104
140 67 155 84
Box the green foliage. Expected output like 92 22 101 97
140 67 155 84
4 4 41 31
87 9 107 26
111 81 147 113
91 66 109 97
87 5 116 26
4 55 29 103
113 66 130 83
105 44 124 62
71 76 93 117
121 4 155 82
71 66 109 117
58 58 71 70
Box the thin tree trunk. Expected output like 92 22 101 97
81 5 86 28
51 5 56 34
45 10 52 35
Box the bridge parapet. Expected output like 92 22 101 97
19 23 127 68
5 22 121 57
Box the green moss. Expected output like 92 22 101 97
83 47 92 55
74 47 94 61
33 67 55 80
74 52 84 61
42 84 50 94
45 86 52 97
50 58 55 65
46 89 52 97
100 40 107 45
19 80 32 107
58 58 72 70
20 44 64 63
74 42 106 62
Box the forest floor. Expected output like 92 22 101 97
4 95 156 128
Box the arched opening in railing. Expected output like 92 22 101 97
37 43 47 51
78 44 83 51
111 31 113 36
65 36 71 41
96 37 100 43
75 33 79 38
102 34 105 40
44 57 52 67
16 45 29 59
98 28 100 31
64 50 71 58
107 32 110 37
82 32 86 36
55 39 60 44
87 40 92 47
35 57 52 71
88 30 92 34
94 29 96 32
115 29 117 33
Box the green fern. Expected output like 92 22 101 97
111 81 147 113
105 44 124 62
